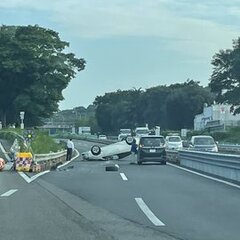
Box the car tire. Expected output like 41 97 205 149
105 165 119 171
125 136 134 145
91 145 101 155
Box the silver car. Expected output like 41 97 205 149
165 135 183 150
189 135 218 152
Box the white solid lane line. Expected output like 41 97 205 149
18 170 50 183
1 189 18 197
120 173 128 181
167 162 240 190
135 198 165 226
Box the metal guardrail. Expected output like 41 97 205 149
33 150 67 171
218 144 240 154
178 150 240 182
166 149 179 164
34 150 67 163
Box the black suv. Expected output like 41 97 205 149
137 136 166 165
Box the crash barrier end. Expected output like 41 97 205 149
15 152 33 172
12 150 67 173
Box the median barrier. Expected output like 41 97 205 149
33 150 67 172
218 144 240 154
178 150 240 183
166 150 179 164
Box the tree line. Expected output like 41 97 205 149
93 80 215 133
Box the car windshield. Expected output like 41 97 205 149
168 136 181 142
140 137 165 146
194 137 215 145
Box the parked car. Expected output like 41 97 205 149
98 134 107 140
137 135 166 165
135 127 150 137
82 136 135 160
118 128 132 141
165 135 183 150
189 135 218 152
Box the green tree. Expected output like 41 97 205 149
0 25 86 126
209 37 240 114
166 81 214 129
94 89 144 133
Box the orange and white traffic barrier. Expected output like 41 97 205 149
0 158 5 171
15 152 33 172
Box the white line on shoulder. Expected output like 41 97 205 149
135 197 165 226
167 162 240 190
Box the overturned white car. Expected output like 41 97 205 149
82 136 136 160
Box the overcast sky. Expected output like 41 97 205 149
1 0 239 110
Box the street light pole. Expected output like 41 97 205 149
20 111 25 129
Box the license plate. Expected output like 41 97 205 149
150 149 156 153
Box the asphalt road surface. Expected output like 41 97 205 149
1 139 240 240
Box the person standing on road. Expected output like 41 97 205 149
130 138 138 164
66 139 74 161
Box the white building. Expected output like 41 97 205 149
194 103 240 131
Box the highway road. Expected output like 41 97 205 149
1 139 240 240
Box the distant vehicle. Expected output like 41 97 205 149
98 134 107 140
82 136 134 160
79 126 91 135
135 127 150 138
165 135 183 150
189 135 218 152
137 135 166 165
118 128 132 141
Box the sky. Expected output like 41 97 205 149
0 0 240 110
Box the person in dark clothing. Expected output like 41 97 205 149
130 138 138 164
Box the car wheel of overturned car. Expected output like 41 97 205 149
91 145 101 155
125 136 134 145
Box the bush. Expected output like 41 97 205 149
31 131 63 154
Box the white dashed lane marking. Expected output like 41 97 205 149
135 197 165 226
120 173 128 181
1 189 18 197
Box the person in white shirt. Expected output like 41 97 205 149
66 139 74 161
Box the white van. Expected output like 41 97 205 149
135 127 150 137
